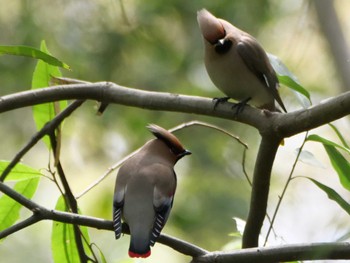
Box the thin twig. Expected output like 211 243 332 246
241 148 251 186
264 131 309 245
170 121 251 185
169 120 248 149
49 132 89 263
77 120 249 199
0 100 85 182
0 214 41 238
76 148 141 199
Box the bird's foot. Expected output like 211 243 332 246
213 96 231 109
232 97 252 115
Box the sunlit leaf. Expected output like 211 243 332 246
328 123 349 149
232 217 245 236
0 161 42 181
306 177 350 215
307 134 350 155
32 41 67 149
268 53 311 108
51 196 91 263
52 196 79 263
0 45 70 69
323 145 350 191
0 163 41 241
0 177 40 241
278 75 310 101
93 244 108 263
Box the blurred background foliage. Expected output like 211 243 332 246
0 0 350 262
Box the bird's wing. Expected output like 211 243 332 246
236 36 287 112
113 187 125 239
150 185 174 246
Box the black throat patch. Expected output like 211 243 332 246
214 39 232 54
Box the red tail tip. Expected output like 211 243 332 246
128 250 151 258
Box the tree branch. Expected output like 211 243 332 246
0 99 85 182
50 132 89 263
191 242 350 263
1 82 350 261
0 83 349 137
2 177 350 262
0 178 206 258
276 91 350 137
0 214 41 238
242 135 281 248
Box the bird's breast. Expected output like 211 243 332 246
204 48 274 107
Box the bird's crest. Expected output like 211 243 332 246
147 124 188 156
197 9 225 44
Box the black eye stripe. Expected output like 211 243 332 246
214 39 232 54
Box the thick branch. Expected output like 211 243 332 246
0 82 265 129
0 83 349 137
0 179 205 258
191 242 350 263
158 234 209 258
242 135 281 248
2 177 350 262
276 91 350 137
1 82 350 261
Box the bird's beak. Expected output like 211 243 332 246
184 150 192 156
179 150 192 158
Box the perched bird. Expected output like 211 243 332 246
197 9 287 112
113 124 191 258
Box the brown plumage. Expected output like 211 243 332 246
113 124 191 258
197 9 287 112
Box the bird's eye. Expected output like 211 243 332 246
214 38 232 54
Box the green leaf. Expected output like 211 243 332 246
306 177 350 215
278 75 311 101
51 196 91 263
32 41 68 149
306 134 350 191
0 161 42 181
0 162 41 240
0 45 70 70
93 244 108 263
307 134 350 155
323 144 350 191
0 177 40 241
328 123 349 149
268 53 311 107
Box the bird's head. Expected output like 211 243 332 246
197 9 233 54
147 124 191 161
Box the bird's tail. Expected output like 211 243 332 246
128 228 151 258
128 240 151 258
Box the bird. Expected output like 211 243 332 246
197 9 287 113
113 124 191 258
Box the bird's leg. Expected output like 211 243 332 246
213 96 231 109
232 97 252 115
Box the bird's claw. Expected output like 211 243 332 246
213 97 231 109
232 97 251 115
